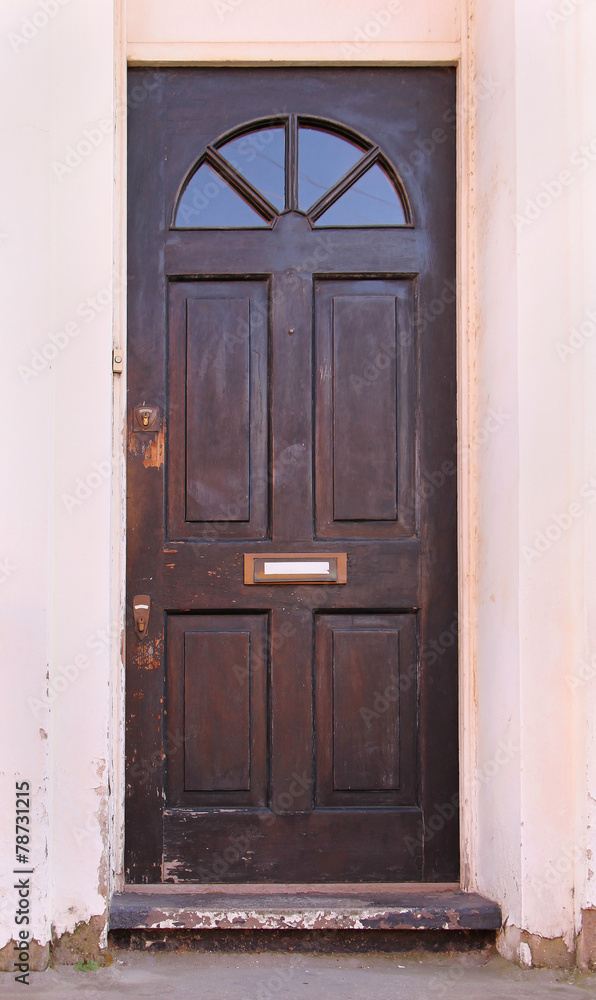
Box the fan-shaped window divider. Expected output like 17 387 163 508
173 116 412 230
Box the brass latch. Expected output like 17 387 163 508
132 595 151 640
133 406 159 432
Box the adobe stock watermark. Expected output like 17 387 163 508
340 1 403 58
404 737 518 857
555 306 596 360
177 128 277 225
52 75 158 181
399 75 502 171
28 622 119 716
127 732 192 796
194 771 314 882
529 835 589 891
8 0 71 54
255 968 296 1000
18 273 126 384
0 558 17 585
61 460 110 514
349 279 456 396
566 651 596 693
460 407 511 453
512 136 596 232
425 966 467 998
359 615 459 730
400 404 509 519
546 0 585 29
213 0 246 19
522 477 596 565
14 780 33 986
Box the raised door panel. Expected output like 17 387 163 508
168 281 269 540
166 614 268 809
315 613 418 808
314 279 416 539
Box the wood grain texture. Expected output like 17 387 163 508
315 279 416 539
168 280 269 541
315 613 418 809
166 614 268 810
183 630 251 791
332 295 398 521
185 297 251 522
332 630 400 790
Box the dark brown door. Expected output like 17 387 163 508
126 68 458 883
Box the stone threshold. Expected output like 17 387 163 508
110 883 501 932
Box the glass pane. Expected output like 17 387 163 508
298 128 364 210
315 164 406 226
175 163 268 228
219 128 285 211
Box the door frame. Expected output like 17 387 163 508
109 24 477 895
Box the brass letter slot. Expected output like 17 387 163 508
244 553 347 585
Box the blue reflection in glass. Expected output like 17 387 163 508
298 128 364 210
219 128 286 211
176 163 268 228
316 164 406 226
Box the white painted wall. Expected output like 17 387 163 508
579 0 596 922
463 0 523 929
0 0 115 951
469 0 596 957
1 0 595 968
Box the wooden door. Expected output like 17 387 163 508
126 68 458 883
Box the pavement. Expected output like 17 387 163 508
1 950 596 999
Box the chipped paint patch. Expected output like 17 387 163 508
138 906 418 931
142 426 165 469
110 890 501 934
0 937 49 972
128 425 165 469
51 914 109 966
133 635 162 671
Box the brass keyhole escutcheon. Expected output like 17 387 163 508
133 595 151 640
133 406 159 432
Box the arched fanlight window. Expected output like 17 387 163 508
173 116 412 230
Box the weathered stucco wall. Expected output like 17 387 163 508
469 0 596 965
0 0 116 968
580 0 596 938
1 0 595 972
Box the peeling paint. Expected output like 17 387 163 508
137 906 428 931
142 427 165 469
0 937 49 973
128 425 165 469
51 914 109 966
133 636 162 671
109 890 501 935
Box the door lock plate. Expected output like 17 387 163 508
133 406 159 432
132 595 151 639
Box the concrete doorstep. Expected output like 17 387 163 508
1 951 596 999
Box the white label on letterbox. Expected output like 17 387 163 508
263 561 331 576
